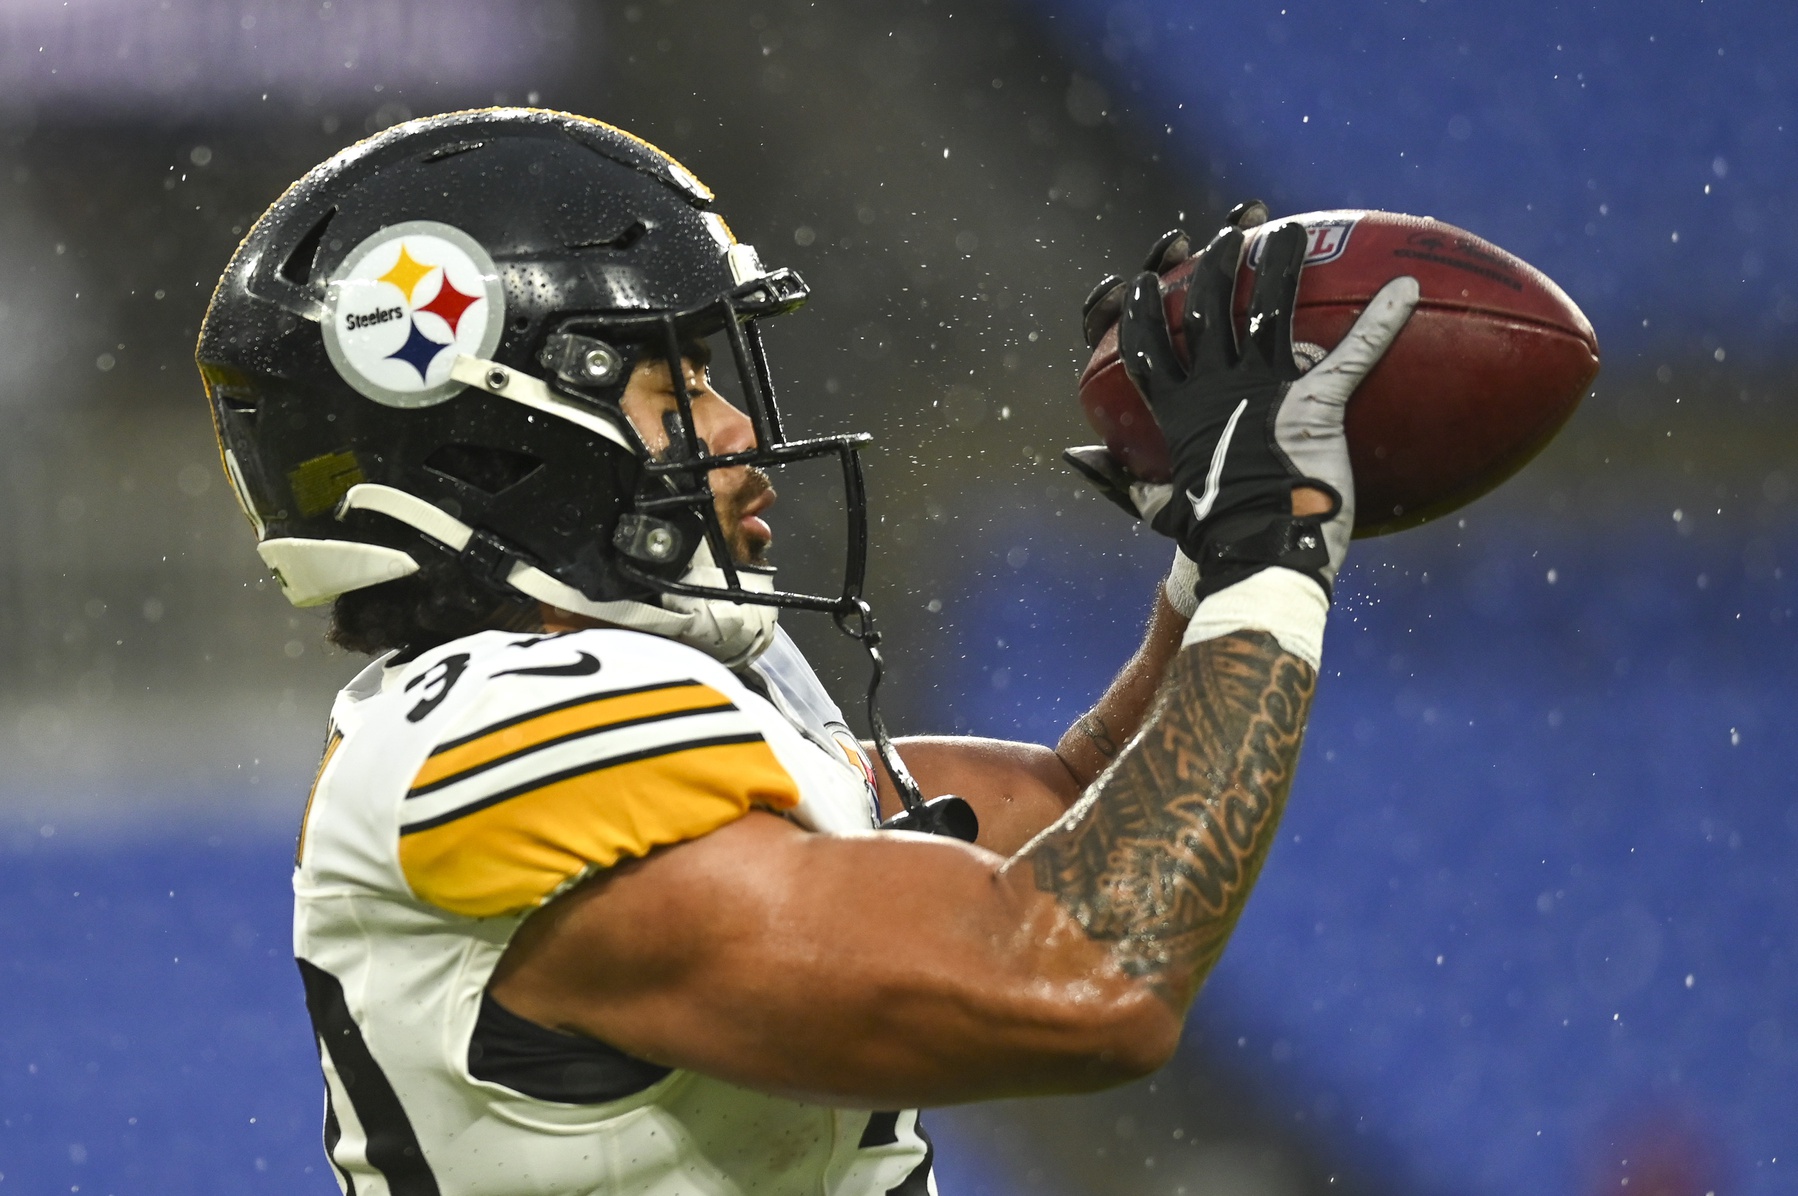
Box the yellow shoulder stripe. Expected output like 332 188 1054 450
411 680 732 795
399 737 798 919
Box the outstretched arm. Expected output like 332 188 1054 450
1019 627 1312 1006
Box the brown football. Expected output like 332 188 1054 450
1078 210 1601 537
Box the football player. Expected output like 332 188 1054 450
198 109 1416 1195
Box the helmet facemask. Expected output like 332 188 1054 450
585 290 873 620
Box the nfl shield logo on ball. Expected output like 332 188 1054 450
1248 215 1359 269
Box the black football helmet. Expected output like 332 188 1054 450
199 108 972 836
198 107 873 669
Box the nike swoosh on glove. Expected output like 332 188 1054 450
1067 200 1277 522
1120 221 1419 603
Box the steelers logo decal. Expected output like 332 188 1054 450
322 221 505 408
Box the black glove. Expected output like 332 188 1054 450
1070 203 1276 526
1120 221 1419 603
1079 200 1271 350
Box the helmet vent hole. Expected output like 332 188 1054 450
422 139 486 163
570 219 647 252
280 207 337 287
424 444 545 497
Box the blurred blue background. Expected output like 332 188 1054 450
1023 0 1798 366
920 487 1794 1196
0 1 1791 1195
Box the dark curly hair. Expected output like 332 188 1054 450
327 559 539 658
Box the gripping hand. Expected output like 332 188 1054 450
1070 201 1275 523
1122 222 1418 602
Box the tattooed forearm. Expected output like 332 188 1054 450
1025 631 1315 1006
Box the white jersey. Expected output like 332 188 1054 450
293 626 936 1196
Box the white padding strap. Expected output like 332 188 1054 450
335 482 779 668
1164 547 1201 618
448 354 635 452
339 483 472 551
1180 567 1328 670
257 537 418 607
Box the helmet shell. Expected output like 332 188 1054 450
198 109 766 603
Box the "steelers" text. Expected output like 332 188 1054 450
344 306 404 331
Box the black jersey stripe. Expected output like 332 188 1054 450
468 991 672 1103
298 958 440 1196
427 679 702 757
320 1087 357 1195
859 1111 900 1148
407 701 738 799
398 732 767 836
